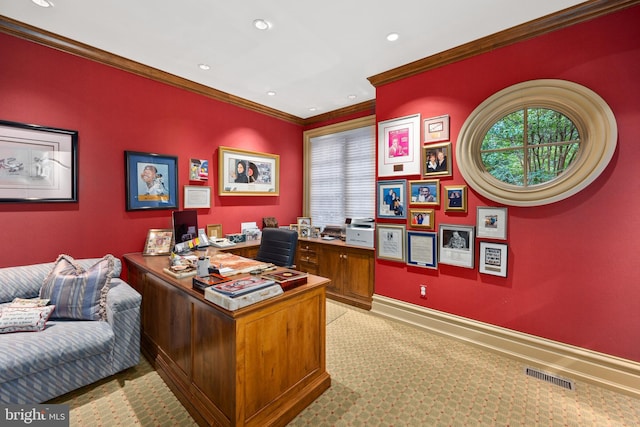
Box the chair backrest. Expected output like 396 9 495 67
255 228 298 267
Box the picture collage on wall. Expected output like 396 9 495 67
375 113 509 277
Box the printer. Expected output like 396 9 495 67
345 218 375 248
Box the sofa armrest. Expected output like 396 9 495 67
106 278 142 373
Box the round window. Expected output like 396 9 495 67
456 80 617 206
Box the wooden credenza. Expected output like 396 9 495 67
123 252 331 427
297 238 375 310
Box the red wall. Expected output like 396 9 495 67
0 33 303 268
375 6 640 362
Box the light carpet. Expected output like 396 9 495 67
50 300 640 426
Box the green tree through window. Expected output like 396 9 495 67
480 108 580 186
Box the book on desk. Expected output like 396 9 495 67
203 276 283 310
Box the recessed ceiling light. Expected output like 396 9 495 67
347 94 357 100
32 0 54 7
253 19 272 30
309 107 318 112
386 32 399 42
267 91 276 96
198 64 211 70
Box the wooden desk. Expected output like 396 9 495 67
123 253 331 427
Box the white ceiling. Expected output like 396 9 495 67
1 0 586 119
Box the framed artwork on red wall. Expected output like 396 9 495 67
218 146 279 196
377 114 421 177
125 151 178 210
0 119 78 203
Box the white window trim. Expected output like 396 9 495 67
456 79 617 206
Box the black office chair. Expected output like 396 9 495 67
255 228 298 268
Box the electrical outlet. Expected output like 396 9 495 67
420 284 427 299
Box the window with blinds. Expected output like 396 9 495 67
308 125 375 230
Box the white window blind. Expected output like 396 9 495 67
309 125 375 230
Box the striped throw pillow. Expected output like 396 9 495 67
40 254 115 321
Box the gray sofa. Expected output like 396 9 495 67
0 257 141 404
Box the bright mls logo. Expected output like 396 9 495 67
1 405 69 426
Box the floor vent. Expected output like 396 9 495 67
524 367 575 391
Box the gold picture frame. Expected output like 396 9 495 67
409 208 435 230
444 185 467 212
142 229 174 256
218 146 279 196
206 224 223 239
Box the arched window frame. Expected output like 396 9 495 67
456 79 617 206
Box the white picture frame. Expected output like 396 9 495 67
438 224 475 268
479 241 508 277
184 185 211 209
476 206 508 240
377 114 421 177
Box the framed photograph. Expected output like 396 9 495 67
299 225 311 238
377 180 407 219
376 224 406 262
189 158 208 181
479 241 508 277
408 179 439 206
377 114 421 177
444 185 467 212
476 206 508 240
0 120 78 203
423 142 452 178
409 208 435 230
297 217 312 227
439 224 475 268
206 224 223 239
142 229 174 256
407 231 438 269
184 185 211 209
424 114 450 143
218 146 279 196
310 226 321 238
125 151 178 211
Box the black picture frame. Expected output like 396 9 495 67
125 151 178 211
0 119 78 203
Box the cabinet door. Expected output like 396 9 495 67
342 248 374 302
317 245 343 294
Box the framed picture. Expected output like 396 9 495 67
0 120 78 203
184 185 211 209
125 151 178 211
377 180 407 219
424 114 450 143
189 158 208 181
206 224 223 239
377 114 421 177
297 217 312 227
407 231 438 269
299 225 311 238
310 226 321 238
376 224 406 262
409 208 435 230
423 142 452 178
444 185 467 212
218 146 279 196
408 179 439 206
479 241 508 277
476 206 508 240
438 224 475 268
142 229 174 256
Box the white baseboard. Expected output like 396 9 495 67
371 294 640 398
